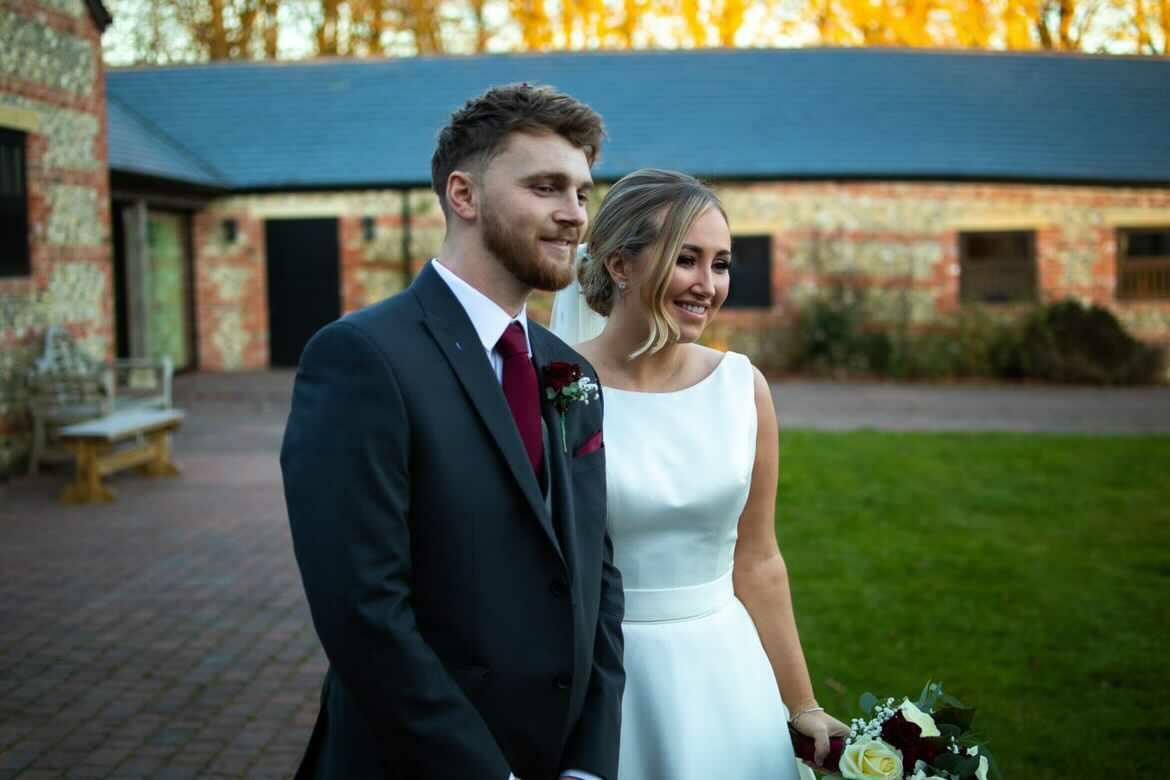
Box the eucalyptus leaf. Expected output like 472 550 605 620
933 752 980 775
933 705 977 733
859 692 878 715
941 692 966 708
937 723 962 739
916 679 933 709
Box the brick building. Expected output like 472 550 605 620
102 49 1170 376
1 0 113 473
2 46 1169 473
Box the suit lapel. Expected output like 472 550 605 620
531 325 577 571
412 265 564 566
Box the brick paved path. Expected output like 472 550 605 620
2 370 1167 779
0 374 321 779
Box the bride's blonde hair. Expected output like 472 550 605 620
579 169 725 357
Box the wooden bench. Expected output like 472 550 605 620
58 409 185 504
26 326 174 475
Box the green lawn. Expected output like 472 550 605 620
776 431 1170 779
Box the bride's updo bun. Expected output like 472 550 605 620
579 169 725 355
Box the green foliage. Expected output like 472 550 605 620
999 300 1166 385
792 282 892 377
786 290 1165 384
778 430 1170 779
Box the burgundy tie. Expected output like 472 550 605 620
496 322 543 478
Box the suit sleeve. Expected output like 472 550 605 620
561 396 626 779
281 321 510 779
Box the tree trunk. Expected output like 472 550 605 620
210 0 229 59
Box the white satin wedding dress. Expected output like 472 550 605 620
551 275 798 779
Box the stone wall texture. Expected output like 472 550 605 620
713 181 1170 348
192 190 439 370
0 0 111 475
189 181 1170 373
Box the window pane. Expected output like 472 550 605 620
1124 229 1170 259
959 230 1036 304
1117 227 1170 301
725 235 772 308
0 128 30 277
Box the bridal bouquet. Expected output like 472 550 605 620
790 682 1001 780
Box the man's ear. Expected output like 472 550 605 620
446 170 478 221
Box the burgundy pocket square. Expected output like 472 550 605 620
574 431 603 458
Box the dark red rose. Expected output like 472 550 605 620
880 710 919 749
881 711 943 770
788 723 845 774
545 362 582 392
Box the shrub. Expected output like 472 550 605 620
1006 299 1166 385
786 294 1164 385
793 283 891 377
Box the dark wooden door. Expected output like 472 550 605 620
265 218 340 368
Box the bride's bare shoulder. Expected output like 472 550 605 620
688 343 726 370
572 339 606 375
572 338 600 362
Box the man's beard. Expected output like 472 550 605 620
482 203 576 292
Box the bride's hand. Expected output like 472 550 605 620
791 708 849 766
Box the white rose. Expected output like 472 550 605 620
975 755 989 780
899 700 941 738
796 758 818 780
839 737 904 780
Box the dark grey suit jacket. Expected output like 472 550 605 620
281 263 625 780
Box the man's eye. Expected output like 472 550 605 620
534 185 555 194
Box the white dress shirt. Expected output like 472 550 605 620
432 258 532 381
431 259 601 780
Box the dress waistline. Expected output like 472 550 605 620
622 570 734 623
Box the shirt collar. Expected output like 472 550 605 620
431 259 531 356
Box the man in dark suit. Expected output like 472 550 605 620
281 84 624 780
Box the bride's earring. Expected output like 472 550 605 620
617 281 627 291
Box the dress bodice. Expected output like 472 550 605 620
602 352 758 594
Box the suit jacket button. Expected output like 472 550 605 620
549 580 568 598
554 674 571 690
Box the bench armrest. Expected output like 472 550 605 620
103 356 174 408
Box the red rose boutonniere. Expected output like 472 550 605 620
543 362 599 452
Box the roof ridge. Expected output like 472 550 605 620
107 93 231 186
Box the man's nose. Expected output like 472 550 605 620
555 196 586 227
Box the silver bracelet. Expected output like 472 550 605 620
789 705 825 726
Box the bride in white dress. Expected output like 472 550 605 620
551 169 848 779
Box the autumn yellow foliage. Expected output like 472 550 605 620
105 0 1168 63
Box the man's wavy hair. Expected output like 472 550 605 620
430 83 605 214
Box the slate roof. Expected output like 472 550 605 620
107 95 226 187
106 47 1170 190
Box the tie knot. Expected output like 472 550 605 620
496 321 529 358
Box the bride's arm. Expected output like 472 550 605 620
732 365 847 763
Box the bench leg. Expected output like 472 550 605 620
60 441 116 504
28 414 44 476
141 430 180 478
